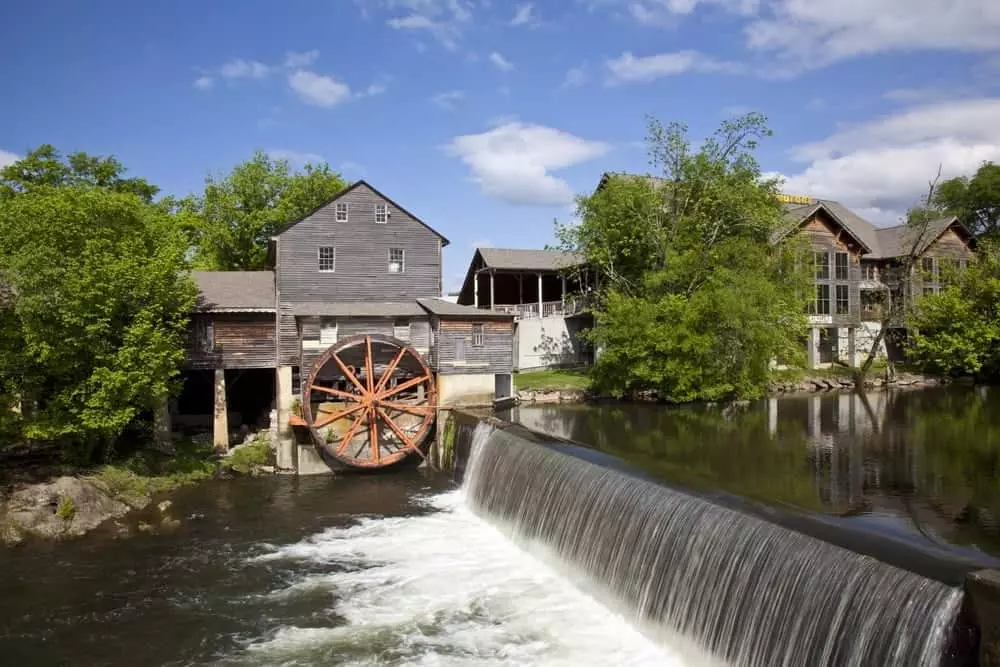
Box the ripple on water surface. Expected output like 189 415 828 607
228 491 700 667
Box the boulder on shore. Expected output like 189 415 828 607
0 476 129 544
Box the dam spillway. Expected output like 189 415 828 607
461 422 971 667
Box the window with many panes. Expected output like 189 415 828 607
388 248 405 273
318 246 335 272
814 251 830 280
861 263 877 281
921 256 935 276
375 203 388 224
472 324 484 347
335 202 348 222
811 284 831 315
835 252 849 280
835 284 849 315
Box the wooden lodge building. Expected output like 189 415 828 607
178 180 514 473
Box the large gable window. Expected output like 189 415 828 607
835 252 849 280
318 246 335 272
335 202 348 222
814 251 830 280
388 248 405 273
375 203 388 224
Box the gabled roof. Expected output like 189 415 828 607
272 180 450 246
477 248 584 272
192 271 275 312
874 216 968 258
416 298 514 319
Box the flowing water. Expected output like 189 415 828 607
1 386 992 666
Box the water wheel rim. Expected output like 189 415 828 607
302 333 436 468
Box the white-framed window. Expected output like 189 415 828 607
472 323 484 347
335 202 348 222
388 248 405 273
393 317 410 341
320 318 337 344
318 246 336 272
375 203 388 224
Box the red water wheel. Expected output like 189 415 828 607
302 334 437 468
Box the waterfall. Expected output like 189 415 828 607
462 424 965 667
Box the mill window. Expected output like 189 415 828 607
472 323 484 347
375 203 388 224
318 246 335 272
388 248 405 273
335 202 348 222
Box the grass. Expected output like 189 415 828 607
87 439 217 507
514 367 592 392
222 435 272 475
56 495 76 521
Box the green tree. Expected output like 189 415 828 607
932 161 1000 238
909 240 1000 377
559 114 811 401
0 144 159 202
185 152 347 270
0 186 196 460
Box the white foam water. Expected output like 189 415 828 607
236 490 703 666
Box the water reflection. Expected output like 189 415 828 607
506 386 1000 558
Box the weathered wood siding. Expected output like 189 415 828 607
185 313 276 370
296 316 433 377
434 319 514 375
276 183 443 304
915 226 974 295
800 213 863 326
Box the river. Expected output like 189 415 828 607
1 386 997 665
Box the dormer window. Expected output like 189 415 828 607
375 203 388 224
335 202 348 222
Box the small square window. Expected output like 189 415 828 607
335 202 348 222
319 246 335 272
375 203 388 224
388 248 405 273
472 323 484 347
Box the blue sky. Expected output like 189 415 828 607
2 0 1000 292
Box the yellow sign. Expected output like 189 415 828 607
776 193 814 205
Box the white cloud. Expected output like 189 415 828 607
288 70 352 107
562 65 588 88
0 149 21 168
267 148 326 167
605 50 742 83
219 58 272 80
359 82 388 97
470 238 493 249
780 98 1000 224
430 90 464 110
445 122 610 206
627 0 759 25
284 50 320 68
747 0 1000 71
193 76 214 90
489 52 515 71
379 0 474 50
510 3 536 26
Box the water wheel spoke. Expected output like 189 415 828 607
310 384 364 403
314 403 365 429
376 407 426 458
368 409 380 463
331 351 368 397
364 335 375 394
373 347 407 396
381 401 434 416
377 373 432 400
336 413 366 455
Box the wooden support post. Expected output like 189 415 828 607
473 271 479 308
561 274 567 310
489 270 495 311
806 327 820 369
213 368 229 453
518 273 523 305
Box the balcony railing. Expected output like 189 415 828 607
491 297 589 320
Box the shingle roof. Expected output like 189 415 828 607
416 298 515 319
874 217 959 258
477 248 583 271
291 302 427 317
192 271 275 312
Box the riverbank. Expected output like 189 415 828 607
0 436 272 545
514 367 951 405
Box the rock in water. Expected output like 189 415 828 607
1 476 129 541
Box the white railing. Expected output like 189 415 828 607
491 298 589 320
